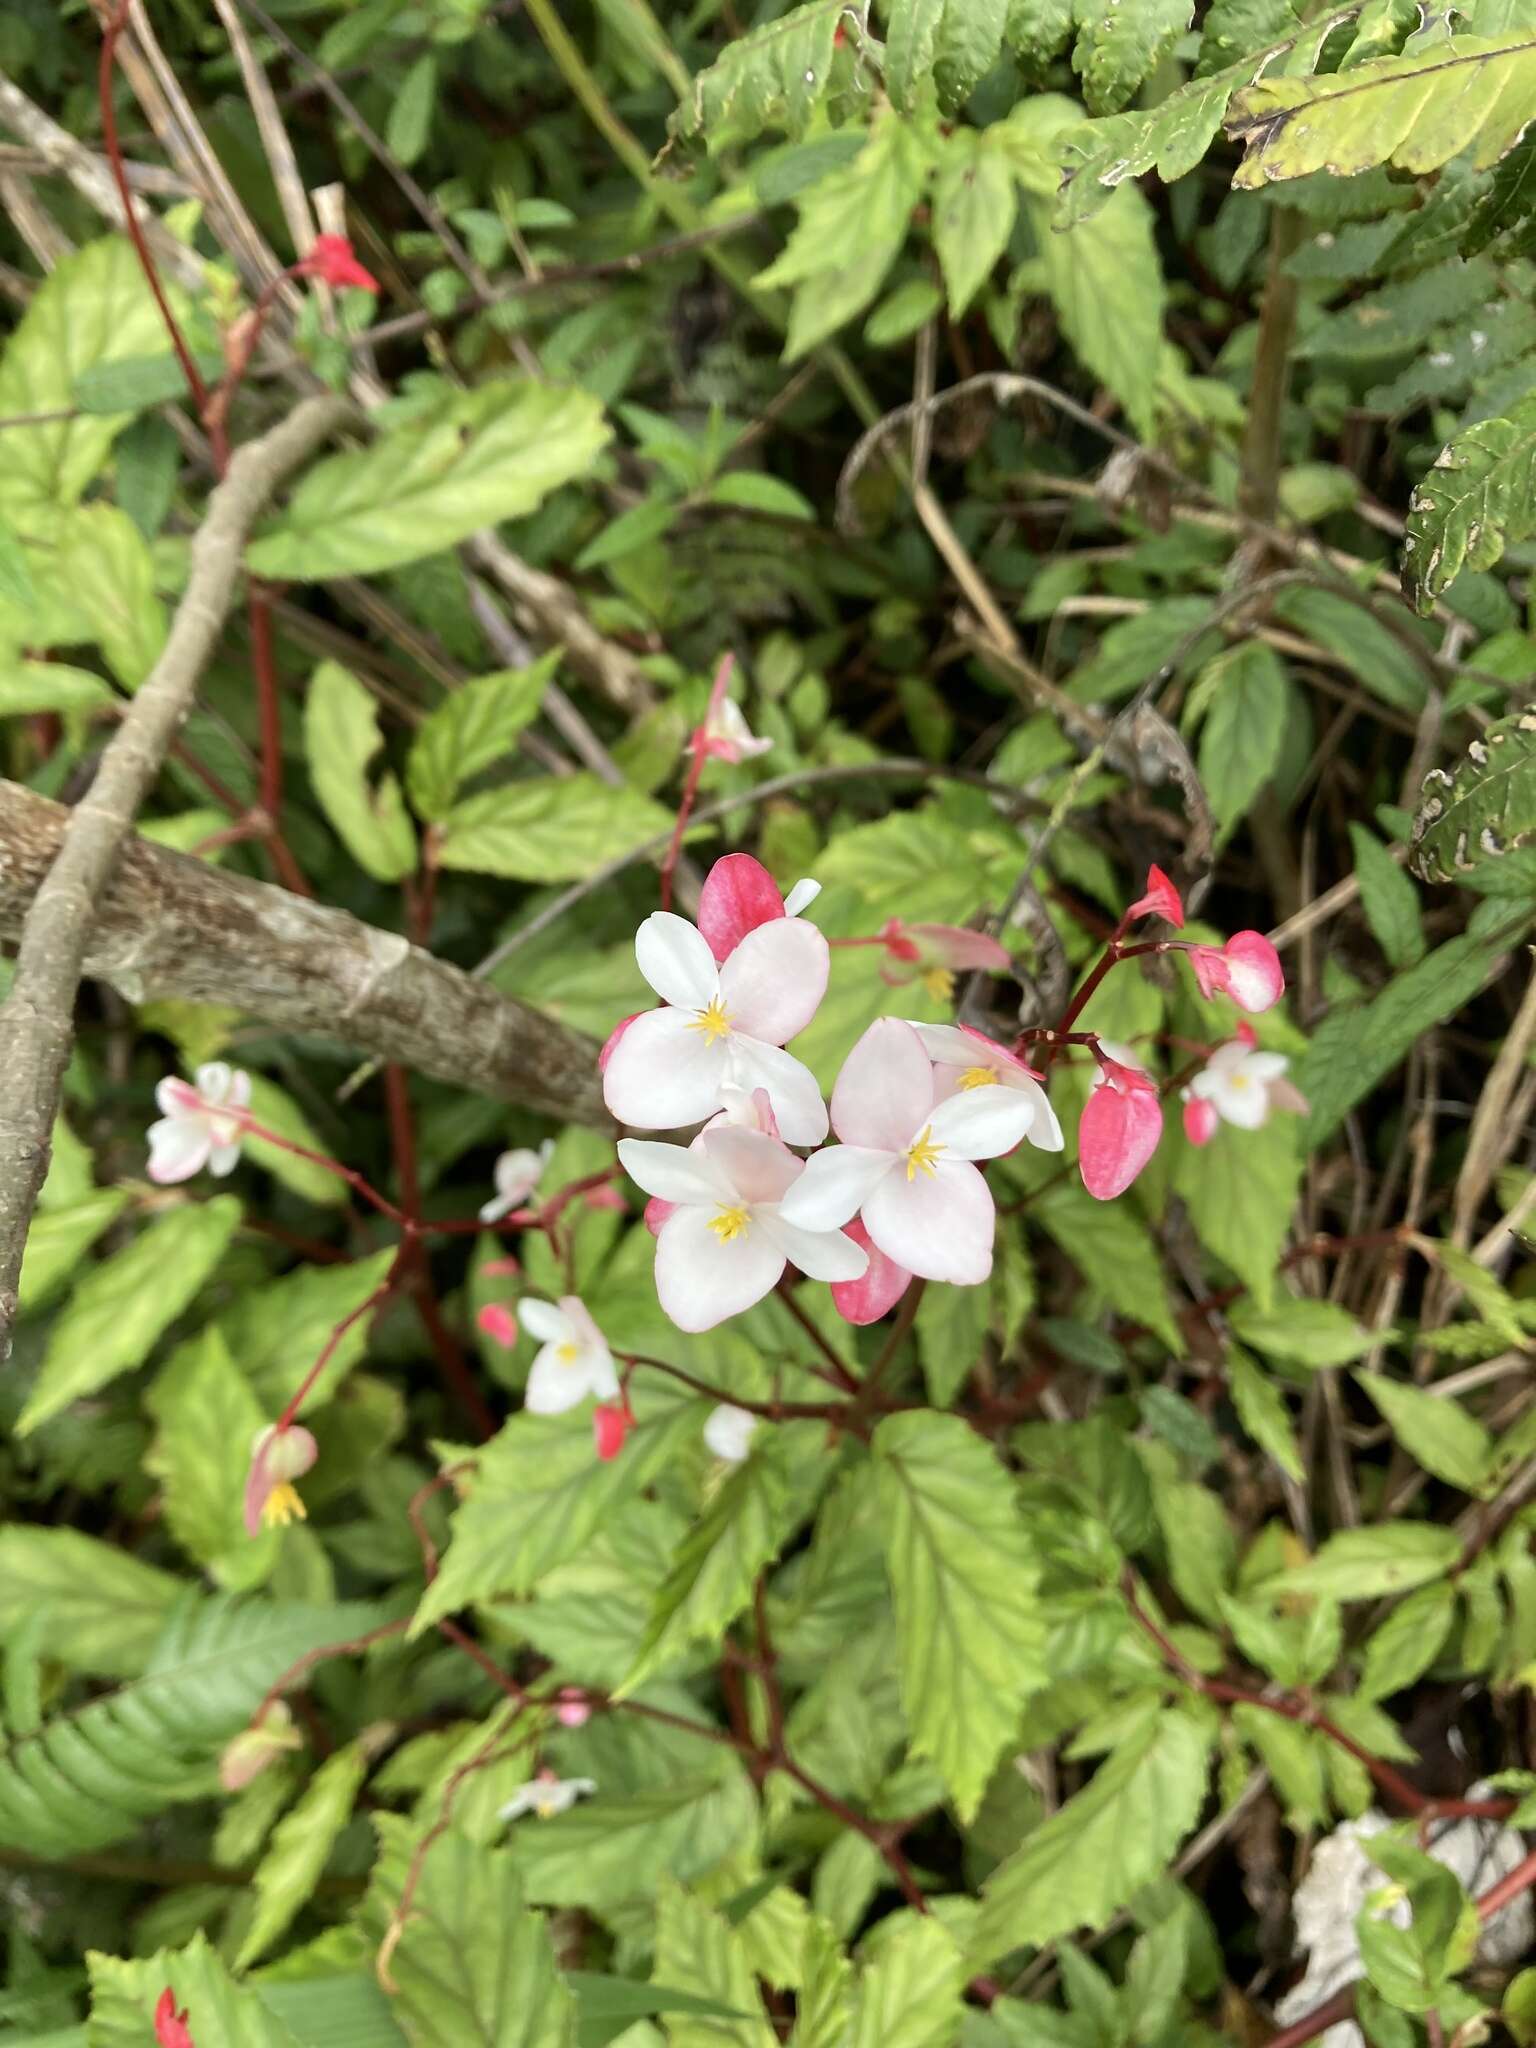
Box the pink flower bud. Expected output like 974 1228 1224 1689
1126 864 1185 927
477 1303 517 1348
830 1216 913 1325
156 1990 195 2048
1182 1094 1219 1146
1079 1061 1163 1200
696 852 788 962
295 232 379 293
593 1401 633 1461
483 1255 521 1278
583 1184 627 1211
555 1687 591 1728
1187 933 1284 1014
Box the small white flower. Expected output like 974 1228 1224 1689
146 1062 251 1183
909 1022 1063 1151
479 1139 555 1224
704 1404 758 1464
699 693 773 765
499 1770 597 1822
519 1296 620 1414
1186 1038 1307 1133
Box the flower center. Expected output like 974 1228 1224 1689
688 996 734 1045
557 1342 580 1365
708 1204 751 1243
904 1126 945 1180
957 1065 998 1091
535 1795 560 1819
921 966 955 1003
1229 1073 1252 1090
262 1481 307 1530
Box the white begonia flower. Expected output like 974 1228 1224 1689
704 1404 758 1464
498 1770 597 1823
699 693 773 764
146 1062 251 1184
618 1126 867 1332
777 1018 1038 1286
519 1296 620 1414
602 909 830 1146
1185 1037 1308 1132
909 1021 1064 1151
479 1138 555 1223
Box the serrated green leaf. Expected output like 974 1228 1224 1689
303 660 417 883
1074 0 1196 114
239 1074 349 1208
1350 826 1425 967
848 1915 965 2048
872 1412 1046 1821
248 382 610 583
932 134 1017 317
1227 1346 1304 1482
645 1884 773 2048
1271 1522 1461 1600
887 0 1008 109
1405 394 1536 611
145 1328 276 1587
1035 1179 1184 1354
511 1768 757 1911
1409 705 1536 881
240 1743 369 1966
386 52 437 167
1357 1582 1458 1701
0 1529 182 1681
0 658 119 718
1056 62 1254 224
407 659 556 821
18 1196 241 1434
1175 1101 1302 1312
669 0 844 149
213 1248 397 1416
1356 1371 1496 1495
1229 1295 1372 1368
16 1189 129 1314
57 503 166 690
89 1933 306 2048
71 350 224 416
436 774 670 881
1193 642 1289 834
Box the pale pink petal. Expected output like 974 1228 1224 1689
654 1205 785 1331
617 1137 730 1206
697 852 785 963
701 1125 801 1206
1244 1052 1290 1083
1182 1095 1218 1146
517 1298 569 1343
1223 932 1285 1012
602 1006 731 1129
908 1021 975 1069
776 1145 894 1231
155 1076 199 1116
206 1141 243 1177
725 1037 828 1146
829 1018 932 1151
526 1346 594 1414
1269 1077 1310 1116
598 1012 641 1072
927 1086 1040 1159
229 1069 253 1110
704 1404 758 1462
644 1196 674 1235
1186 946 1231 1002
1126 864 1185 926
719 917 829 1045
561 1296 608 1356
1079 1084 1164 1200
635 911 719 1009
911 924 1011 971
1205 1071 1271 1129
863 1160 995 1284
147 1117 211 1184
755 1209 869 1282
196 1060 235 1104
830 1217 912 1325
1016 1073 1065 1152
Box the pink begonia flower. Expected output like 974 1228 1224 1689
1126 863 1185 926
1182 1037 1309 1143
519 1297 619 1414
477 1303 518 1348
499 1769 596 1822
778 1018 1038 1285
1186 931 1285 1013
1079 1050 1163 1201
155 1989 195 2048
704 1403 758 1463
644 1085 780 1237
910 1021 1064 1151
555 1687 592 1728
601 897 830 1145
593 1399 633 1461
877 920 1011 1003
147 1062 251 1183
480 1139 554 1223
695 851 821 964
219 1701 301 1792
295 232 379 293
244 1423 318 1536
618 1127 867 1332
830 1216 912 1325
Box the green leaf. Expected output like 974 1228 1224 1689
974 1711 1213 1962
0 1595 382 1852
1356 1371 1495 1495
847 1916 966 2048
1405 395 1536 611
58 504 166 690
145 1328 276 1586
0 1529 182 1680
706 471 817 520
407 660 557 820
668 0 844 149
574 497 681 570
213 1248 397 1416
16 1189 129 1313
1056 62 1254 225
569 1970 757 2048
18 1196 241 1433
872 1411 1047 1821
386 52 438 167
1228 1296 1372 1368
511 1767 757 1910
72 350 224 415
1409 704 1536 882
436 774 670 881
248 381 610 583
1193 643 1288 835
1271 1523 1461 1600
239 1743 369 1966
1350 826 1425 967
1035 1179 1184 1354
887 0 1009 109
1174 1108 1301 1312
1074 0 1197 114
932 134 1018 317
789 1919 854 2048
303 660 417 883
0 657 118 718
1229 35 1536 188
646 1884 773 2048
1357 1582 1458 1701
88 1934 306 2048
1227 1346 1304 1483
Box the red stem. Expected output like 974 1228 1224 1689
275 1264 399 1432
659 736 707 915
249 583 284 822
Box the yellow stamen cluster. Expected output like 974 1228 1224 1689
688 996 734 1045
957 1065 998 1091
921 966 955 1003
557 1342 581 1365
535 1797 560 1819
904 1126 945 1180
262 1481 307 1530
708 1204 751 1243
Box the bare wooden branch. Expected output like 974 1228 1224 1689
0 779 610 1125
0 395 348 1351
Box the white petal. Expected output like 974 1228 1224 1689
617 1137 730 1206
229 1068 253 1110
756 1208 870 1282
580 1344 621 1401
776 1145 894 1230
726 1038 829 1146
654 1205 785 1332
525 1345 594 1414
146 1118 211 1184
701 1125 800 1206
195 1061 234 1104
518 1298 570 1343
719 916 829 1045
478 1191 516 1224
603 1006 731 1129
207 1141 243 1177
635 911 719 1009
498 1785 538 1820
863 1159 995 1285
1245 1052 1290 1082
830 1019 932 1151
155 1076 196 1117
1204 1041 1249 1080
927 1085 1038 1159
783 878 822 918
704 1404 758 1463
1207 1074 1270 1129
907 1021 973 1068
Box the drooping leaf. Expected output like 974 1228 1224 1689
436 774 670 881
303 660 418 883
239 1742 370 1966
1350 825 1425 966
1175 1114 1302 1313
1074 0 1195 115
1409 703 1536 880
1357 1582 1459 1701
16 1189 129 1314
668 0 845 150
1226 1346 1305 1483
406 657 559 821
212 1247 397 1416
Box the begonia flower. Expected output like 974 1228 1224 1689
830 1216 913 1325
777 1019 1037 1285
499 1769 596 1822
1079 1050 1163 1201
1182 1033 1309 1143
602 889 830 1145
555 1688 592 1728
877 919 1011 1003
694 655 773 765
295 233 379 293
695 851 821 963
593 1398 633 1461
147 1062 251 1183
155 1989 194 2048
244 1423 318 1535
704 1403 758 1464
910 1022 1064 1151
1186 931 1285 1013
219 1701 301 1792
477 1303 518 1348
618 1126 867 1332
1126 864 1185 926
520 1297 619 1414
479 1140 554 1224
644 1085 780 1236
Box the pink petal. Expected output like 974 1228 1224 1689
556 1688 591 1728
477 1304 518 1347
584 1184 627 1211
593 1403 631 1461
830 1217 912 1325
863 1158 996 1284
911 923 1011 971
697 853 785 964
830 1018 932 1151
1127 864 1185 927
598 1013 641 1073
1079 1083 1164 1200
1186 946 1231 1002
644 1195 675 1236
719 916 829 1044
654 1204 785 1331
1222 931 1285 1013
701 1125 801 1206
880 920 921 964
1182 1095 1219 1146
